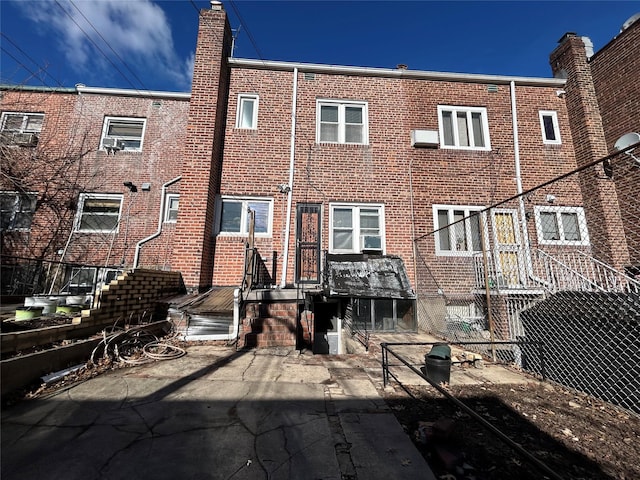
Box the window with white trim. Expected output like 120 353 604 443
1 112 44 146
329 203 384 254
218 197 273 236
534 206 589 245
433 205 484 255
75 194 123 233
1 112 44 134
438 106 490 150
236 94 258 129
539 110 561 144
165 194 179 223
0 192 37 231
317 100 368 145
100 117 146 151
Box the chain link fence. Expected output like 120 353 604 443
414 149 640 414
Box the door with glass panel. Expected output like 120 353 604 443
492 209 524 288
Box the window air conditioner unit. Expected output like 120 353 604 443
411 129 439 148
12 132 39 146
102 138 122 150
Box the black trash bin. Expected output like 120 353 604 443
425 343 451 385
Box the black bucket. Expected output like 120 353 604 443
425 343 451 384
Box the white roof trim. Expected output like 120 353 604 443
75 85 190 99
228 58 566 87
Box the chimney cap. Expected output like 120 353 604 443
210 0 223 10
396 64 408 70
557 32 577 44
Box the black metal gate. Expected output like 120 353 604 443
295 204 321 284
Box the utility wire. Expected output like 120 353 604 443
68 0 149 91
189 0 202 16
227 0 265 61
53 0 141 92
1 33 65 88
0 46 53 88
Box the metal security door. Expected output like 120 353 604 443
295 204 321 284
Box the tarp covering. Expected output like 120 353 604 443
325 254 415 299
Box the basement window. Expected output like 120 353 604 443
352 298 416 332
75 193 123 233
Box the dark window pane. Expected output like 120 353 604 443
221 201 242 232
543 115 556 140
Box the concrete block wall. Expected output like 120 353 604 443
73 269 183 327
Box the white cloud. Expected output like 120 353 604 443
19 0 193 90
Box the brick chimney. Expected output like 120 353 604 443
549 33 630 270
173 4 232 292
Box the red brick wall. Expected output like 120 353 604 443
216 66 581 292
590 21 640 268
0 88 189 269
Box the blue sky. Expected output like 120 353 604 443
1 1 638 92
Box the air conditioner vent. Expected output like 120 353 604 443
11 132 39 146
411 129 439 148
102 138 124 150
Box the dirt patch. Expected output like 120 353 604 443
382 381 640 479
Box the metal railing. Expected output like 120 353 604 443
414 148 640 414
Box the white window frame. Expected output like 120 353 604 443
433 205 486 256
100 116 146 152
216 196 273 237
235 94 259 129
539 110 561 145
316 99 369 145
437 105 491 151
164 194 179 223
0 191 37 231
534 206 589 246
329 203 385 254
1 112 45 133
75 193 123 233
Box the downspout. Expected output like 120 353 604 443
280 67 298 287
133 175 182 268
510 81 548 287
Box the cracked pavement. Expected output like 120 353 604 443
1 345 435 480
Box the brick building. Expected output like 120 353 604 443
2 4 637 350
